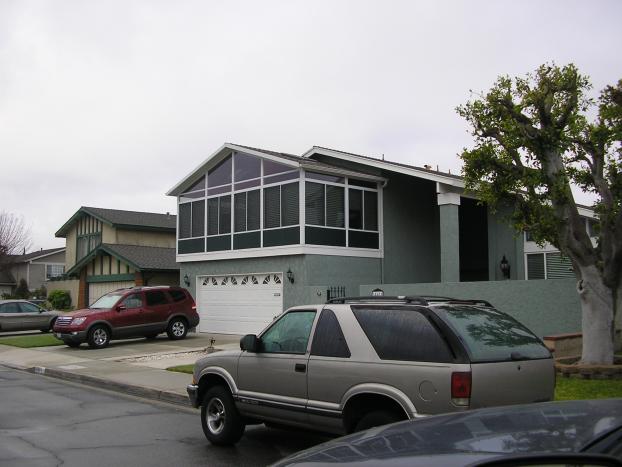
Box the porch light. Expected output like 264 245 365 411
500 255 511 279
286 268 295 284
183 274 190 287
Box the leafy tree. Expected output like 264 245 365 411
457 64 621 365
14 278 30 299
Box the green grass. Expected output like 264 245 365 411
167 364 194 374
0 334 64 348
555 377 622 400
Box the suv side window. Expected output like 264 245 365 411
311 309 351 358
121 293 144 309
169 289 187 302
352 307 453 363
145 291 169 306
261 311 316 354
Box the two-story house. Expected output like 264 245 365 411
167 143 598 337
53 207 179 308
0 247 66 296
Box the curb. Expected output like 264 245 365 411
25 366 192 407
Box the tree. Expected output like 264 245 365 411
14 278 30 299
457 64 621 365
0 211 31 261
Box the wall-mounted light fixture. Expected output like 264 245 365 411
500 255 511 279
286 268 295 284
183 274 190 287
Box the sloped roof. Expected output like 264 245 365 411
65 243 178 276
56 207 176 237
12 247 65 263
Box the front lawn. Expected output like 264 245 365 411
555 377 622 400
0 334 64 348
167 364 194 374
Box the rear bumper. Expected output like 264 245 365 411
187 384 200 408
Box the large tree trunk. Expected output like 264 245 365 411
577 265 615 365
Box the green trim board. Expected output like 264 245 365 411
86 274 135 283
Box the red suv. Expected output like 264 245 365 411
53 286 200 349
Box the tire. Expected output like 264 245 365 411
200 386 245 445
166 318 188 340
355 410 402 432
41 318 57 333
65 341 80 348
87 325 110 349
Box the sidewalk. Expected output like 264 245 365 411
0 333 240 406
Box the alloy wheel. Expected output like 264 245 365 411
206 397 226 435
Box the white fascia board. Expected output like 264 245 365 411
166 143 301 197
303 147 465 188
577 206 596 218
176 244 383 262
300 162 386 183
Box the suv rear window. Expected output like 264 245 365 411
434 305 551 362
169 289 187 302
352 306 453 362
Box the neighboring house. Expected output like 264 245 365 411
0 248 66 295
167 143 597 336
54 207 179 308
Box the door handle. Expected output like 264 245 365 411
295 363 306 373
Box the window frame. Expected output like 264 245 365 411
258 309 318 355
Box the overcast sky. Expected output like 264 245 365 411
1 0 621 250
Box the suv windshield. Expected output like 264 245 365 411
90 292 124 309
434 305 551 362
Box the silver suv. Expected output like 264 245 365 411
187 296 554 445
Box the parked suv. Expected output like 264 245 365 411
53 286 199 349
187 296 555 445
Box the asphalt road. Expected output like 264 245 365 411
0 365 331 467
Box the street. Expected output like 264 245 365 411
0 365 330 467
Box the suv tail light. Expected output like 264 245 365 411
191 299 197 311
451 371 471 406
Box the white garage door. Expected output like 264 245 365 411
197 273 283 335
88 281 135 305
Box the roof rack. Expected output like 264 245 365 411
325 296 494 307
326 296 429 305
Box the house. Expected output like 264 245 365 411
53 207 179 308
167 143 597 337
0 247 66 296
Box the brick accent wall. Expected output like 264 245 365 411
77 269 87 309
134 271 144 287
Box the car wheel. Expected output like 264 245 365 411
166 318 187 340
41 318 57 333
355 410 403 432
65 341 80 348
201 386 245 445
87 325 110 349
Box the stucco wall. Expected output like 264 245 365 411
116 229 176 248
181 254 381 311
487 204 525 281
360 278 581 338
65 227 77 268
382 174 441 283
101 223 116 243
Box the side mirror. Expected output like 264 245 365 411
240 334 259 352
116 305 127 312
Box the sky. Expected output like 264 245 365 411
1 0 621 250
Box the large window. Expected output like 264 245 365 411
46 264 65 279
76 216 102 261
177 151 380 255
526 252 574 280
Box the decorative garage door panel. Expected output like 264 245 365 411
88 281 135 305
197 273 283 335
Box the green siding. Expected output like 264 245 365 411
86 274 135 283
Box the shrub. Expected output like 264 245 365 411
14 279 30 299
48 290 71 310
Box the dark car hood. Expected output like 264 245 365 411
272 399 622 466
63 308 108 318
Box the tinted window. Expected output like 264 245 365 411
0 303 20 313
311 309 351 358
179 203 191 239
169 289 187 302
261 311 316 354
19 302 42 313
145 291 169 306
191 200 205 237
353 307 453 362
121 293 143 309
435 306 551 362
234 152 261 181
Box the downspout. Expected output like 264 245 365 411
380 179 389 284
